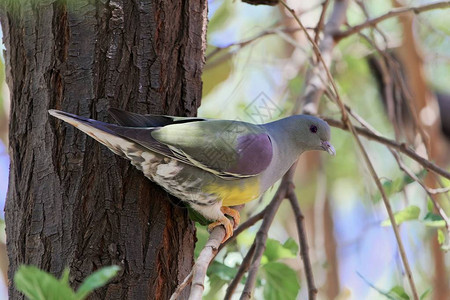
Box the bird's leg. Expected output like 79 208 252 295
208 215 233 243
207 206 241 243
220 206 240 229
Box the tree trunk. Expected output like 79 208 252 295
1 0 207 298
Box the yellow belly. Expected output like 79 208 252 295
204 178 261 206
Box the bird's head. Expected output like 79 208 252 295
294 115 336 156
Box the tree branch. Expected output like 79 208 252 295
170 271 193 300
314 0 330 44
288 190 318 299
188 229 224 300
333 106 450 247
224 243 256 300
336 1 450 40
240 168 296 300
171 206 264 299
205 26 317 65
323 118 450 180
242 0 279 6
345 118 420 300
282 1 420 298
170 206 243 300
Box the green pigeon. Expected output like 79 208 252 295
48 108 335 242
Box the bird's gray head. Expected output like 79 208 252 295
276 114 335 156
297 115 335 155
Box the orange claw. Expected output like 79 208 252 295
207 207 241 243
221 206 240 229
208 216 233 243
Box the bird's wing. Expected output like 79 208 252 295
104 117 273 178
149 120 273 178
108 108 207 127
48 110 194 165
49 110 273 179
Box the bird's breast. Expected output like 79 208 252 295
203 177 261 206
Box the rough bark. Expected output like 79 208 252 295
1 0 207 299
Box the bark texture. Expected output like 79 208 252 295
1 0 207 298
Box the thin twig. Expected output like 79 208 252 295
288 190 318 299
240 168 296 300
279 2 350 300
188 222 230 300
174 206 242 300
206 27 307 63
314 0 330 44
324 118 450 180
345 111 450 247
392 151 450 226
171 207 263 299
345 102 450 247
345 106 449 196
336 1 450 39
224 243 256 300
347 120 420 300
284 0 349 115
281 1 420 298
225 3 348 298
170 271 193 300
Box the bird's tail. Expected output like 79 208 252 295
48 109 138 157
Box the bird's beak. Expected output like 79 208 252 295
321 141 336 156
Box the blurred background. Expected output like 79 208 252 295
0 0 449 299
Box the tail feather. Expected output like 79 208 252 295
48 109 139 157
108 108 173 127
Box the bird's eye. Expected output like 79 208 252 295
310 125 318 133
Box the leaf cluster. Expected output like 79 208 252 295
14 265 120 300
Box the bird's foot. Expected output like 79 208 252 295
220 206 240 229
208 216 233 243
207 206 241 243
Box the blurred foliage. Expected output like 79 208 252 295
14 265 119 300
358 272 432 300
381 205 420 226
196 224 301 299
200 0 450 299
261 262 300 300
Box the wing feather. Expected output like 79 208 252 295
49 109 273 179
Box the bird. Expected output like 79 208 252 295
48 108 335 242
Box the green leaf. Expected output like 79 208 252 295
379 171 427 200
207 261 237 281
194 224 210 258
60 268 70 284
420 288 431 300
14 265 76 300
426 199 434 214
358 272 411 300
388 286 410 300
263 238 298 262
381 206 420 227
282 238 299 254
423 212 445 228
188 207 210 225
205 274 227 300
262 262 300 300
202 57 232 97
75 266 120 300
437 229 445 245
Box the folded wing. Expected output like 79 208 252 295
49 109 273 179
